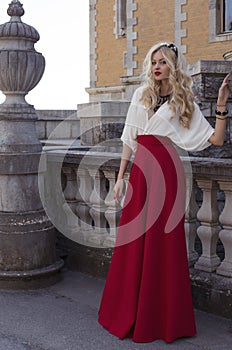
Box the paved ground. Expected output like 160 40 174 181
0 269 232 350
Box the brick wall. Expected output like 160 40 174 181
94 0 232 87
133 0 175 76
182 1 232 63
96 0 127 87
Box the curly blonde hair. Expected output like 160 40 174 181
140 42 195 128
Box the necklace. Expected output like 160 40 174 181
153 94 170 112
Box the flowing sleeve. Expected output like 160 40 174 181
184 103 215 151
156 102 215 152
120 87 146 153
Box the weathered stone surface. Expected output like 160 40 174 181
187 60 232 158
0 1 63 288
57 232 113 279
78 101 130 146
36 109 79 140
190 268 232 319
0 153 44 174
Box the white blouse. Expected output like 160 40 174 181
121 85 215 153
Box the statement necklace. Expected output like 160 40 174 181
154 94 170 112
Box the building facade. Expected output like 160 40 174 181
88 0 232 97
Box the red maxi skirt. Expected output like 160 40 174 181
98 135 196 343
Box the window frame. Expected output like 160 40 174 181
114 0 127 39
221 0 232 33
209 0 232 42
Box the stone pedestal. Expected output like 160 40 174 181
77 100 130 148
0 1 63 288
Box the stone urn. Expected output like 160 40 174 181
0 2 45 107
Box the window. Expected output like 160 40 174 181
221 0 232 32
209 0 232 42
114 0 127 38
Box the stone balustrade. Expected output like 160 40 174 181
44 149 232 280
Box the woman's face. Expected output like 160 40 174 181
151 49 170 82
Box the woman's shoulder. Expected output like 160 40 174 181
193 101 200 109
130 84 146 104
192 101 204 117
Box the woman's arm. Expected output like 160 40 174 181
209 74 231 146
117 144 133 180
114 144 133 202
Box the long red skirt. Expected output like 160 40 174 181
98 135 196 343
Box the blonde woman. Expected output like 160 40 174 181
98 42 230 343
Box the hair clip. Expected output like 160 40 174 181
160 42 178 58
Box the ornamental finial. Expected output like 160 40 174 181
7 0 25 19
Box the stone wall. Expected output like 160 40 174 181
35 110 79 141
189 60 232 158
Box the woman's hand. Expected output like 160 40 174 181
113 179 125 204
209 73 231 147
217 73 231 105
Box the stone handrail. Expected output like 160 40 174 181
43 149 232 278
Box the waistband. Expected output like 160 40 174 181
137 135 172 146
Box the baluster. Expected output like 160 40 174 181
62 166 79 235
216 181 232 277
102 168 121 247
88 168 108 246
194 179 221 272
76 167 93 243
185 178 199 266
45 162 65 229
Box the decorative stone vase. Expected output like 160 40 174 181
0 0 45 106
